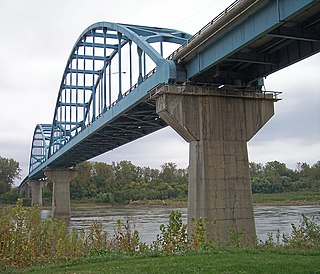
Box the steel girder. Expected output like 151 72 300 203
29 124 52 174
171 0 320 88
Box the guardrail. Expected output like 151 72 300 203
151 83 282 102
167 0 243 60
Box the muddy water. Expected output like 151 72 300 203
41 205 320 244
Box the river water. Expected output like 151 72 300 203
41 205 320 244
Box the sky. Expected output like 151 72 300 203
0 0 319 184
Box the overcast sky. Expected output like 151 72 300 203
0 0 319 183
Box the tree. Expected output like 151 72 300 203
113 160 142 187
249 162 264 177
92 162 116 193
70 162 95 199
0 156 21 194
310 161 320 190
160 162 178 184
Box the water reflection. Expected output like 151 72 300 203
41 205 320 244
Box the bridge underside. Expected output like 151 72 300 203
176 0 320 87
54 100 166 166
31 98 167 179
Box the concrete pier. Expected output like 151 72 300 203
44 168 78 220
156 85 276 244
28 180 43 206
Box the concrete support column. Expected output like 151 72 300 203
156 85 276 244
28 180 43 206
44 168 78 220
23 184 31 199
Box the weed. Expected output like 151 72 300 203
283 215 320 249
1 202 319 271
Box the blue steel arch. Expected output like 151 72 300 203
29 124 52 173
48 22 191 159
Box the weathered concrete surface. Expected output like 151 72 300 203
24 183 31 199
156 85 276 244
28 180 43 206
44 168 78 220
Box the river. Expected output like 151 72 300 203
41 205 320 244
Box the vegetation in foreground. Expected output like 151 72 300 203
1 202 319 272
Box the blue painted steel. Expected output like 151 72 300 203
178 0 320 81
29 124 52 173
26 23 191 181
48 22 191 158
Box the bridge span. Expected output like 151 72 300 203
22 0 320 244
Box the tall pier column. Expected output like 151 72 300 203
28 180 43 206
156 85 277 244
44 168 78 220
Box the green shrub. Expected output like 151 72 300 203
283 215 320 249
151 211 209 253
0 188 22 205
0 201 147 269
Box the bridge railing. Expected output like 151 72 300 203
168 0 243 60
152 83 282 102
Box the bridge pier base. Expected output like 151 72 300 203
44 168 78 220
28 180 43 206
156 85 276 245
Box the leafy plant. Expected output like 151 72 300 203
154 210 188 252
110 219 144 252
283 215 320 249
152 210 209 253
227 228 244 248
189 217 208 250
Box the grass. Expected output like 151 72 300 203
252 191 320 205
7 249 320 274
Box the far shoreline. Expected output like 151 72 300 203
2 191 319 209
65 198 320 209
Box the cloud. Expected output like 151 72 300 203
248 139 320 169
94 127 189 169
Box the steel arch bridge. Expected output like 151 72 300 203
23 0 320 185
26 22 191 181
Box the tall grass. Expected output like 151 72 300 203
0 200 319 270
0 203 207 269
0 200 88 267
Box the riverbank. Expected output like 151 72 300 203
252 191 320 205
68 191 320 208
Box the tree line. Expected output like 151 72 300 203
49 161 188 204
0 155 319 204
250 161 320 193
46 160 320 204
